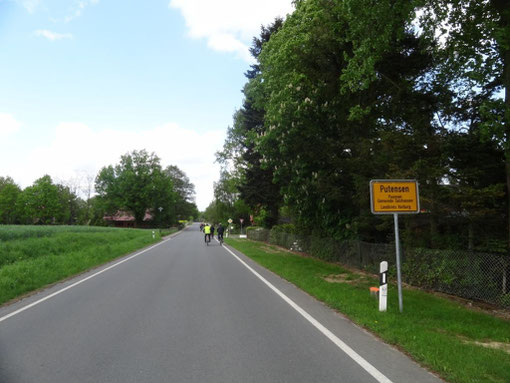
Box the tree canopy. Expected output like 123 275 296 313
95 150 198 227
0 149 198 227
218 0 509 251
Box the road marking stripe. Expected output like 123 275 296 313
223 244 393 383
0 236 175 324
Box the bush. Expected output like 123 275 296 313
247 227 270 242
309 236 338 262
270 224 297 234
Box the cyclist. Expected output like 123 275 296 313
217 223 225 245
210 224 215 240
203 223 211 244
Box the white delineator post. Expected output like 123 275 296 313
379 261 388 312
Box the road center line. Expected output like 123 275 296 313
0 236 175 324
223 244 393 383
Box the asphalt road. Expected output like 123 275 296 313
0 224 443 383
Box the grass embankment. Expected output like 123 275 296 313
0 225 176 306
226 238 510 383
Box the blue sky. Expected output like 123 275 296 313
0 0 293 210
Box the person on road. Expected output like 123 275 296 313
203 223 211 243
217 223 225 243
210 224 215 239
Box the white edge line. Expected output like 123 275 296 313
222 244 393 383
0 236 175 324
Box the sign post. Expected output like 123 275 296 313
227 218 233 238
370 180 420 313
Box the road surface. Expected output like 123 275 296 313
0 224 443 382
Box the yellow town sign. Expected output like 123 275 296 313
370 180 420 214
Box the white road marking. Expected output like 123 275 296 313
223 244 394 383
0 236 175 324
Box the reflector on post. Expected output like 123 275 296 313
379 261 388 312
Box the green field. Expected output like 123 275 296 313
226 238 510 383
0 225 174 306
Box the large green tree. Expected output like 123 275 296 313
254 0 433 238
417 0 510 248
95 150 177 226
164 165 199 221
203 170 250 225
0 176 21 224
18 175 62 224
218 19 284 227
218 0 507 251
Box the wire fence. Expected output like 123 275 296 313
247 228 510 309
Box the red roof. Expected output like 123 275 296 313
104 210 154 222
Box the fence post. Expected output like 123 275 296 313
503 256 508 294
357 240 362 268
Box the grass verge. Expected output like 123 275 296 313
0 225 177 306
225 238 510 383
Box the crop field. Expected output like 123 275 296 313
0 225 165 306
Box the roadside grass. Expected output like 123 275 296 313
226 238 510 383
0 225 176 306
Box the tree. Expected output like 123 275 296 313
18 175 62 224
217 19 284 228
56 183 82 225
164 165 199 221
337 0 509 243
417 0 510 248
253 0 381 237
164 165 196 203
216 0 507 251
0 177 21 224
95 150 177 227
203 170 250 225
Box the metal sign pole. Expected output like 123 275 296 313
394 213 403 313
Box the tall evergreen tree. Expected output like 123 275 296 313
218 18 284 227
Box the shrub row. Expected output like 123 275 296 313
247 225 510 308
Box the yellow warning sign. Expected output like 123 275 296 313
370 180 420 214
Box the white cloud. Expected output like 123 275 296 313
64 0 100 23
0 113 21 138
17 0 40 13
34 29 73 41
9 122 225 211
16 0 99 22
169 0 294 62
208 33 252 62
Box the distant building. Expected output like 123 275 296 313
103 210 154 228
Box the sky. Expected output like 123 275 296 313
0 0 294 211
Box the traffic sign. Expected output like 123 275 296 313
370 179 420 313
370 180 419 214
